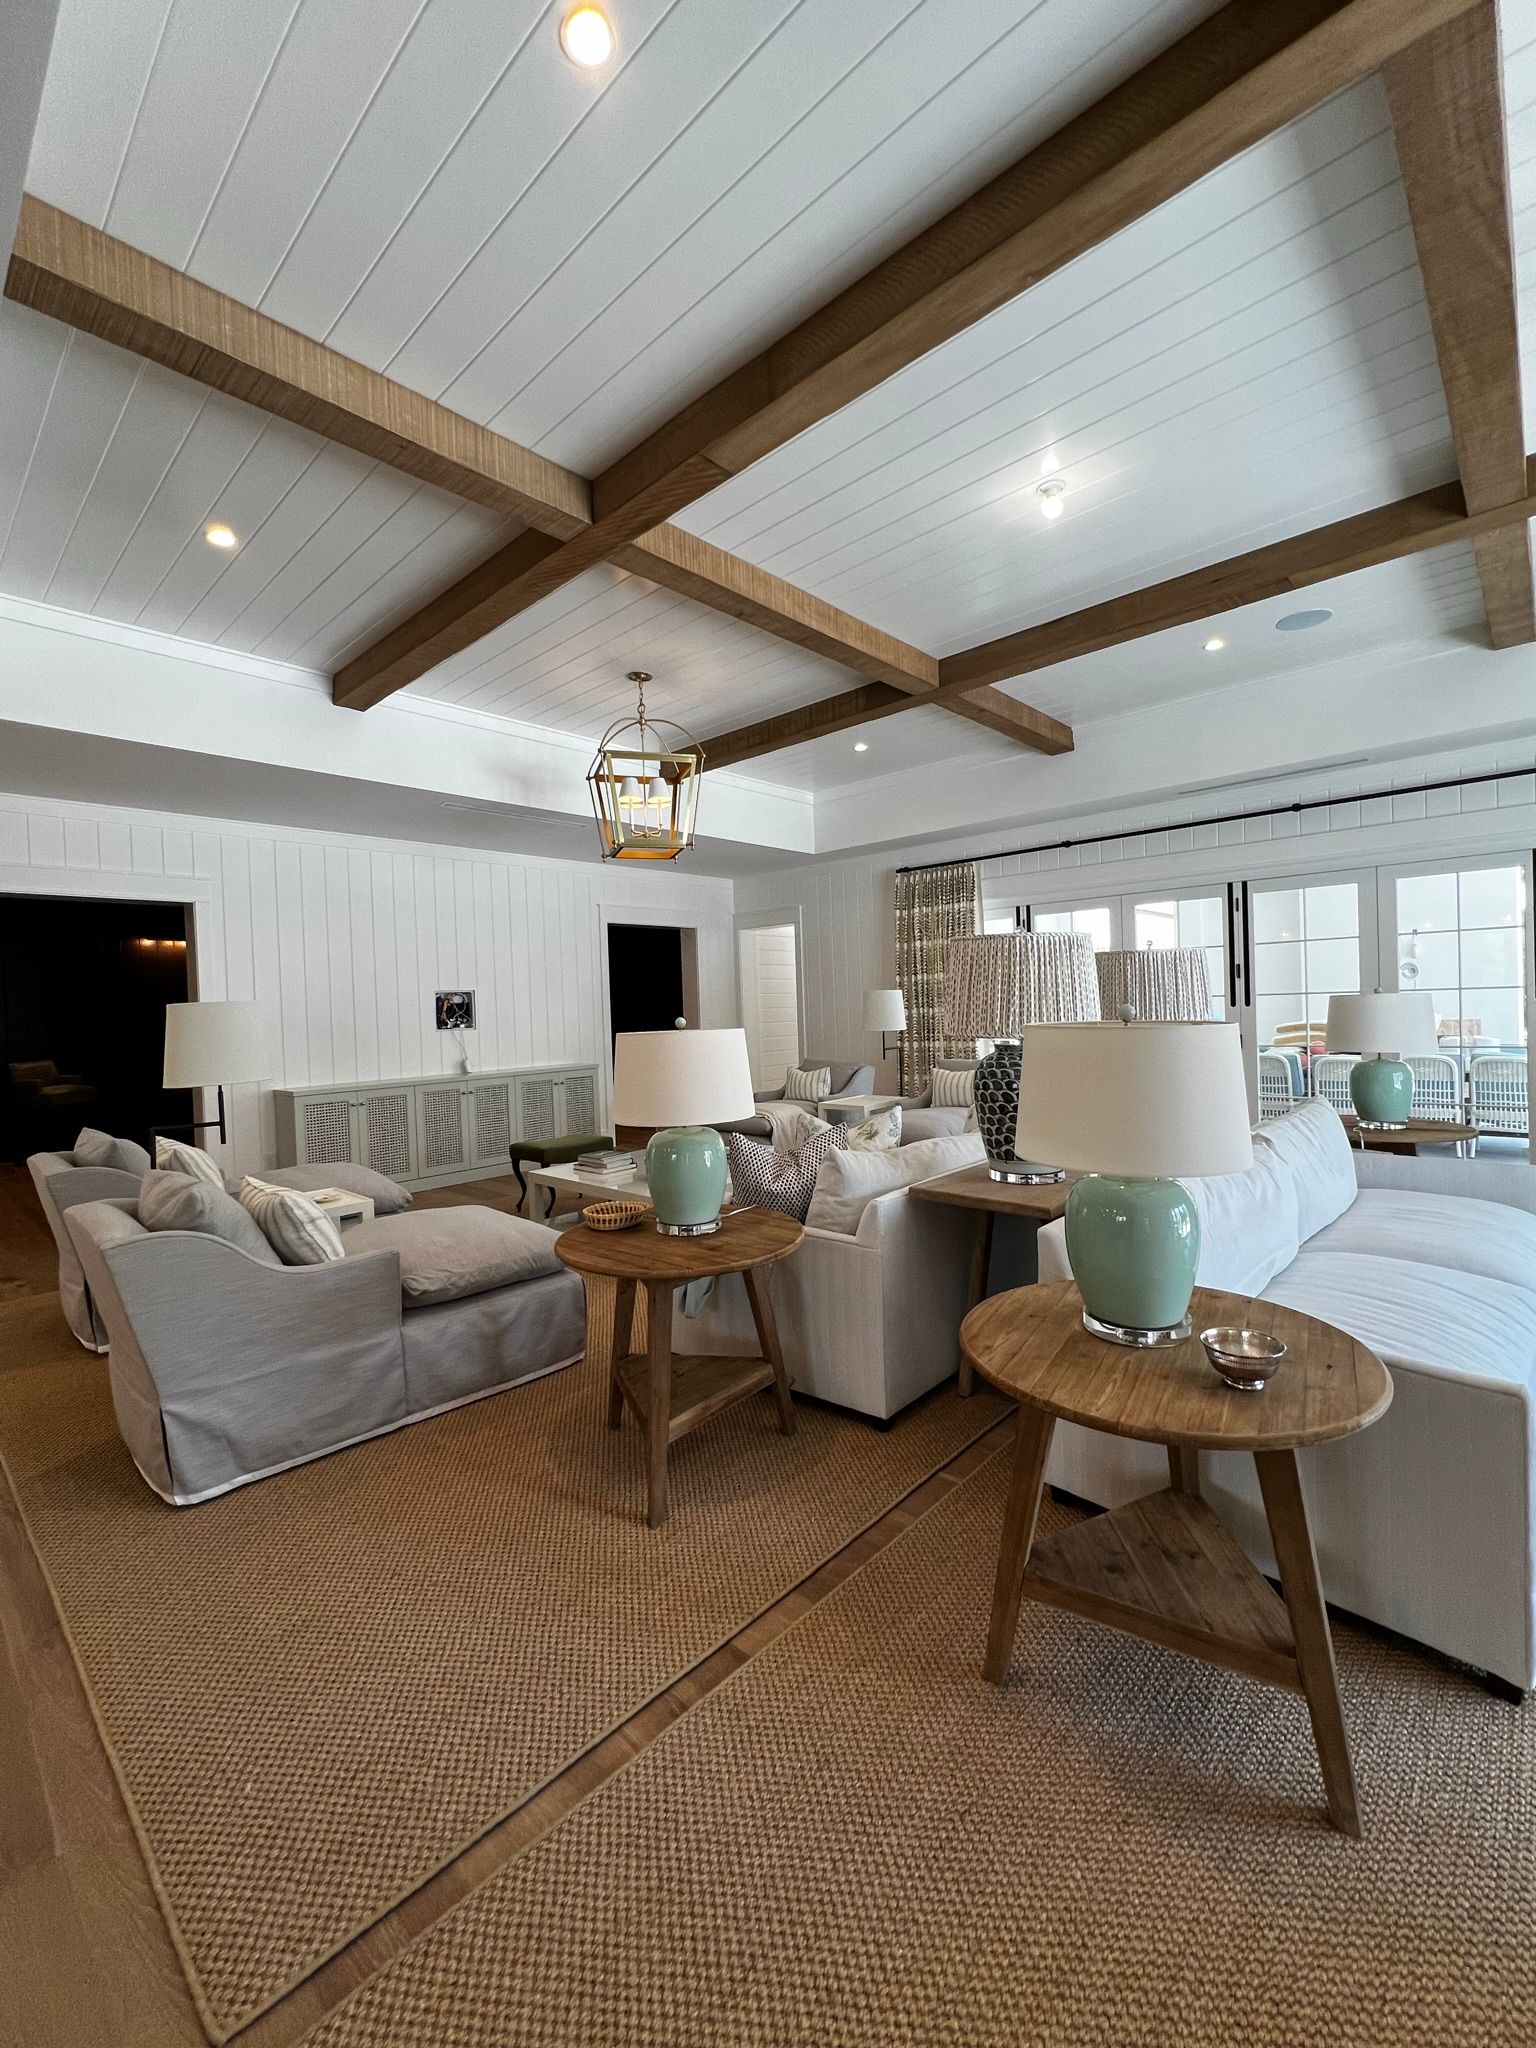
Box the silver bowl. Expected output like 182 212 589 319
1199 1326 1287 1392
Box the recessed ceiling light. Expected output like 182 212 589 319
1036 478 1066 520
204 523 238 549
853 741 869 752
1275 607 1333 632
1203 636 1226 653
560 5 615 66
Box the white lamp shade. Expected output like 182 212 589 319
863 988 907 1032
163 1001 272 1087
611 1027 755 1127
1325 991 1438 1058
1015 1022 1253 1179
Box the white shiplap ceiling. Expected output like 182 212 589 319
0 0 1530 805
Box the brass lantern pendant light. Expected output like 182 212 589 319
588 671 704 862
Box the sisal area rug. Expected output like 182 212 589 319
302 1450 1536 2048
0 1295 1005 2040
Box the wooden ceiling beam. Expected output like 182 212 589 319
7 197 1054 746
327 0 1480 702
1383 2 1534 647
700 469 1536 765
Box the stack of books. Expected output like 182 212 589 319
576 1148 638 1176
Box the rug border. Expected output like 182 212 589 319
0 1314 1006 2044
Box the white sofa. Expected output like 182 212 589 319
674 1132 988 1420
1037 1100 1536 1694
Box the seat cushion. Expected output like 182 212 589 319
1307 1187 1536 1290
343 1207 564 1305
1253 1098 1357 1241
74 1127 153 1175
1262 1249 1536 1392
1185 1142 1300 1296
248 1161 413 1214
901 1106 972 1144
138 1170 280 1265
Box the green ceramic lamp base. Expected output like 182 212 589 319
644 1124 728 1236
1065 1173 1201 1347
1348 1055 1413 1130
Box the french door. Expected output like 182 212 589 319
1237 868 1380 1114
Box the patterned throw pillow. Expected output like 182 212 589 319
845 1104 902 1151
237 1176 345 1265
154 1133 225 1186
784 1063 832 1103
725 1121 847 1221
930 1065 976 1108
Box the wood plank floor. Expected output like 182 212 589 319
0 1162 1008 2047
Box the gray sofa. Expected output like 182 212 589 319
725 1057 876 1140
63 1195 584 1504
29 1144 413 1352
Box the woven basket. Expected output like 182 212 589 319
584 1197 647 1233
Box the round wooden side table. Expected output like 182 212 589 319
556 1207 804 1528
962 1281 1392 1836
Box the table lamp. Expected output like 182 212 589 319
942 932 1100 1182
1325 991 1438 1129
611 1026 755 1236
862 988 907 1090
161 1000 273 1145
1015 1019 1253 1346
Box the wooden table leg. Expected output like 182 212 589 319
1255 1447 1362 1838
606 1277 636 1429
1167 1445 1201 1496
958 1212 996 1398
983 1408 1056 1683
743 1263 796 1436
645 1280 675 1529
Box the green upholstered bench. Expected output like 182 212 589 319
509 1133 613 1215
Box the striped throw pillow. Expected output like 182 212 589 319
238 1176 345 1266
784 1064 832 1103
726 1121 847 1221
155 1133 224 1186
930 1066 975 1108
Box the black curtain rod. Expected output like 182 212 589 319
894 764 1536 878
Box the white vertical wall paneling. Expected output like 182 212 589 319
0 788 735 1176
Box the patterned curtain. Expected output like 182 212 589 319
895 862 980 1091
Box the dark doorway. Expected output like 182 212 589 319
0 896 193 1162
606 924 686 1048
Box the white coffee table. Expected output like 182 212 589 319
525 1161 653 1220
818 1092 901 1125
307 1188 376 1227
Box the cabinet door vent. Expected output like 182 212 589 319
301 1097 354 1164
420 1086 466 1172
471 1081 512 1163
519 1077 558 1142
563 1071 597 1135
363 1093 414 1180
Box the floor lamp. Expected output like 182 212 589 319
158 1001 273 1147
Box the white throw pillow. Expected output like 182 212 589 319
238 1175 345 1265
806 1131 986 1236
1183 1144 1301 1296
845 1104 901 1152
930 1066 975 1108
1253 1098 1357 1242
155 1134 224 1187
784 1063 832 1103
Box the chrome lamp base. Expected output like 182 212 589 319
654 1214 722 1237
987 1158 1065 1184
1081 1308 1193 1349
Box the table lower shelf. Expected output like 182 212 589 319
1023 1487 1301 1694
613 1351 775 1443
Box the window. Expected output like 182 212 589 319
1130 895 1227 1019
1393 864 1527 1056
1252 882 1362 1049
1032 904 1114 951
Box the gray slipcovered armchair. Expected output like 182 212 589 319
722 1057 876 1140
892 1057 981 1145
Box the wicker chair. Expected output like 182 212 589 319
1407 1052 1464 1124
1257 1052 1298 1120
1470 1055 1529 1137
1309 1052 1359 1114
